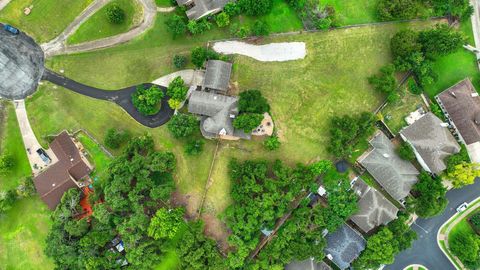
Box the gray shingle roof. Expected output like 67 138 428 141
185 0 232 20
285 260 332 270
400 112 460 174
324 224 366 270
350 178 398 233
358 132 419 201
436 79 480 145
203 60 232 93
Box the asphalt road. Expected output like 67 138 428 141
385 179 480 270
42 69 174 128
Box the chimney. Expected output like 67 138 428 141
449 91 457 98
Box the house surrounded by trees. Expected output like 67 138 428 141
436 79 480 163
176 0 232 20
33 131 93 209
324 224 366 270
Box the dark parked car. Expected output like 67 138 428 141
36 148 51 164
3 24 19 35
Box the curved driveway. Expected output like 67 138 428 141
42 69 174 128
385 179 480 270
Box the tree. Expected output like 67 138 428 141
397 142 416 161
0 189 17 213
233 113 263 132
238 90 270 113
376 0 419 21
411 171 448 218
106 4 125 24
191 47 220 68
148 208 185 240
309 160 333 176
131 85 164 115
167 113 198 138
431 0 473 20
104 128 130 149
0 153 14 174
446 144 470 174
64 219 89 237
419 24 465 59
184 139 204 155
167 77 188 101
448 162 480 188
173 55 187 69
16 177 36 197
264 136 280 151
238 0 273 16
391 29 422 70
187 19 212 35
215 12 230 28
252 20 269 36
368 64 398 103
354 228 397 268
165 15 187 38
450 230 480 265
224 2 241 16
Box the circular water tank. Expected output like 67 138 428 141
0 26 44 100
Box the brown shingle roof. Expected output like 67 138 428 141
436 79 480 145
34 131 91 210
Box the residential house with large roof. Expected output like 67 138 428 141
324 224 366 270
202 60 232 94
176 0 232 20
436 79 480 163
33 131 93 210
400 112 460 175
188 91 250 139
350 177 398 233
358 132 419 202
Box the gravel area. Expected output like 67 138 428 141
212 41 306 62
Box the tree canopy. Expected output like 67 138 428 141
167 113 198 138
131 85 164 115
411 171 447 217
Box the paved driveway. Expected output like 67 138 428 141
385 180 480 270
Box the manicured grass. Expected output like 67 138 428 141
76 132 112 180
155 0 173 7
232 0 303 33
67 0 142 45
424 21 480 97
26 83 216 216
322 0 379 25
0 0 93 43
0 101 31 191
0 196 54 269
382 84 425 134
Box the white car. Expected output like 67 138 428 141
456 202 469 213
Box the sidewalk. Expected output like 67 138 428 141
13 100 57 175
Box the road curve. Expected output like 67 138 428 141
42 69 174 128
385 179 480 270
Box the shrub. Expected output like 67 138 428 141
419 24 466 59
131 85 165 115
0 189 17 213
264 136 280 150
397 142 416 161
238 0 273 16
376 0 418 21
233 113 263 132
0 153 14 174
411 171 447 218
215 12 230 28
446 145 470 174
106 4 126 24
167 76 189 109
104 128 130 149
238 90 270 114
470 213 480 232
224 2 241 16
185 139 204 155
368 64 398 103
252 21 269 36
191 47 219 68
167 113 198 138
407 79 422 95
165 15 187 38
450 231 480 266
173 55 187 69
430 103 445 120
187 19 212 35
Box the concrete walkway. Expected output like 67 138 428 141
0 0 11 11
157 6 175 12
469 0 480 68
13 100 57 175
212 41 307 62
42 0 157 57
151 69 205 87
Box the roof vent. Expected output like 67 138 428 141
52 183 56 187
473 92 479 98
383 153 390 158
450 91 457 98
213 96 217 100
70 158 74 162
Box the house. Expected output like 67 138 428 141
358 132 419 202
400 112 461 175
176 0 232 21
202 60 232 94
350 177 398 233
285 259 332 270
324 224 366 270
436 79 480 163
33 132 93 210
188 91 250 139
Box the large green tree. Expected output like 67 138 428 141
411 171 447 217
131 85 164 115
167 113 198 138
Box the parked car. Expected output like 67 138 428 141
3 24 19 35
36 148 51 164
456 202 469 213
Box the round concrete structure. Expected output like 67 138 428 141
0 25 44 100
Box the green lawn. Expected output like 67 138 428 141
0 101 31 191
425 21 480 97
155 0 173 7
26 83 216 217
67 0 143 45
0 196 54 269
76 132 112 180
0 0 93 43
322 0 379 25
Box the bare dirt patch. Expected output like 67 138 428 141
201 213 231 253
171 191 202 219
